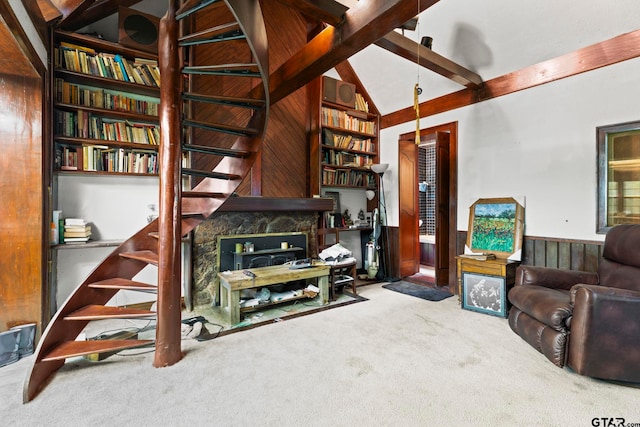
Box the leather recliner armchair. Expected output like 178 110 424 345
508 224 640 382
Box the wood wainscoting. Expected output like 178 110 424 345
456 232 604 274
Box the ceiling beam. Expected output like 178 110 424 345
0 1 45 77
340 0 481 88
59 0 143 30
269 0 440 104
375 30 483 88
275 0 347 27
33 0 62 23
380 29 640 129
48 0 90 22
21 0 54 44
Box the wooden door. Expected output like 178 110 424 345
398 139 419 277
435 132 450 286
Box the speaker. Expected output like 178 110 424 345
118 7 160 53
323 76 356 108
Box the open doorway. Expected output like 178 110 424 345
398 122 457 292
417 135 437 279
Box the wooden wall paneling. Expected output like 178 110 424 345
456 232 604 278
383 225 400 280
0 18 44 332
558 241 571 270
259 1 309 197
533 239 546 266
521 237 533 265
584 244 600 272
545 241 558 268
570 243 586 271
189 1 309 197
190 4 253 190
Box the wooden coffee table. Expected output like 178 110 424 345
217 263 330 325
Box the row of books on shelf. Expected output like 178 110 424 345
355 93 369 113
51 212 92 244
322 129 375 152
55 78 159 116
322 167 375 187
55 110 160 145
54 43 160 87
55 144 158 174
323 150 373 168
321 107 376 135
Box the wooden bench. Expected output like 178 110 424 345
217 263 329 325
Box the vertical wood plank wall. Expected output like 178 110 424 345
456 232 604 273
0 19 45 331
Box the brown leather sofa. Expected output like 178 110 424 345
507 224 640 382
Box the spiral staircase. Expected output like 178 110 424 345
24 0 269 402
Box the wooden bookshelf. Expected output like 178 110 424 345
310 77 380 194
52 30 161 176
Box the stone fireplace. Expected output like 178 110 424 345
191 197 331 307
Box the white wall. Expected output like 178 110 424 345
55 175 159 308
380 58 640 241
353 0 640 242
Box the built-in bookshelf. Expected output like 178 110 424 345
52 30 161 176
310 76 380 193
49 30 163 252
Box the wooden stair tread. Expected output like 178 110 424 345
182 191 225 198
41 339 154 362
182 63 260 77
65 305 156 320
179 22 240 43
179 28 244 46
182 168 241 180
176 0 223 20
120 250 158 265
181 143 252 158
148 232 191 241
182 92 265 109
88 278 157 292
182 119 258 136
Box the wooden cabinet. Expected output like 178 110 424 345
456 257 520 318
52 31 161 176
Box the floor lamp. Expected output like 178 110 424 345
371 163 395 281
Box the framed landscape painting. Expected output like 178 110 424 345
466 197 524 260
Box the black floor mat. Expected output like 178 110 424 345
382 281 453 302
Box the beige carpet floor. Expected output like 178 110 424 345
2 282 639 426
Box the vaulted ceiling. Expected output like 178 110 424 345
32 1 481 106
29 0 640 129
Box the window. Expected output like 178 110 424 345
597 121 640 233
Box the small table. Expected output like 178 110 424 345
456 256 520 318
217 263 330 325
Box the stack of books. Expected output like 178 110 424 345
64 218 92 244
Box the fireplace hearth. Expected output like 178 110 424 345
191 197 331 307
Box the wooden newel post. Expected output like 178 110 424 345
155 0 183 367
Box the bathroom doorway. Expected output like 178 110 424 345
398 122 457 291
